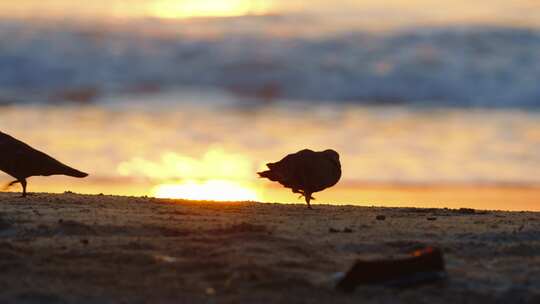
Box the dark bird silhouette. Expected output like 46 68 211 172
258 149 341 209
0 131 88 197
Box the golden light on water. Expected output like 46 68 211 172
0 1 539 32
0 0 274 20
148 0 272 19
117 148 261 201
117 149 254 181
2 106 540 210
153 180 259 201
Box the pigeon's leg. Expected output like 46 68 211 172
20 179 27 197
305 192 313 209
299 173 313 209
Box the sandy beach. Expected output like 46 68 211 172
1 192 539 303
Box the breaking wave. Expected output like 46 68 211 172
1 20 539 107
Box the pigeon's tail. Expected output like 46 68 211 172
61 165 89 178
257 170 279 181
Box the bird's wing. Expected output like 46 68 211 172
268 151 315 190
0 132 37 178
0 132 84 178
311 155 342 191
289 151 341 193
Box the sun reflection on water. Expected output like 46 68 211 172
118 148 261 201
1 104 540 210
153 179 260 201
117 149 254 180
148 0 272 19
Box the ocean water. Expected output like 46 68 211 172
0 2 539 209
1 97 539 210
1 21 540 107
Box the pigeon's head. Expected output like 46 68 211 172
322 149 340 164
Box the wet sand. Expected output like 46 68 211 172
1 192 539 303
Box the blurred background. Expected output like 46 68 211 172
0 1 539 210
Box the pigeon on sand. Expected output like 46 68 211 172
0 131 88 197
258 149 341 209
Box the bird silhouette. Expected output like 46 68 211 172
0 131 88 197
258 149 341 209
